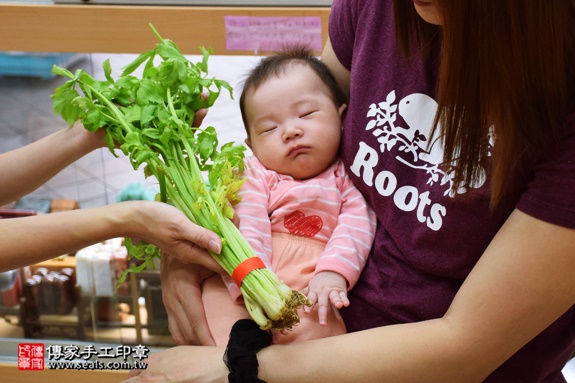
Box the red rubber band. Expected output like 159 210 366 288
232 257 266 287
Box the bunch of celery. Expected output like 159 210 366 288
50 24 310 330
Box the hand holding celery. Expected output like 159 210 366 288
50 24 311 330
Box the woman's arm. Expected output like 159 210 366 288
255 209 575 382
125 38 575 383
321 38 351 102
0 124 103 206
0 200 223 273
124 209 575 382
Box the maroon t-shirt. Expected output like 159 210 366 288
330 0 575 381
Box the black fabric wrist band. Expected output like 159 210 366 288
224 319 273 383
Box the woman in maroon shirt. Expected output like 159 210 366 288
142 1 575 382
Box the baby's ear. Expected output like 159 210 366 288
339 104 347 118
244 137 252 149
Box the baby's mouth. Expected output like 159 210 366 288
288 145 310 158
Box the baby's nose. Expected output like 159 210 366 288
283 125 302 141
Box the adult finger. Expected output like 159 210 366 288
160 259 216 345
192 108 208 127
127 369 142 378
192 92 209 127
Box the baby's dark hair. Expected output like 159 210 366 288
239 45 347 136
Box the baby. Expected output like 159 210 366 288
202 46 377 345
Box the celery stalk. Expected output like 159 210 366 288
51 23 310 330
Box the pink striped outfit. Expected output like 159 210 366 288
202 156 377 345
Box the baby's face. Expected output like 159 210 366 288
244 64 346 179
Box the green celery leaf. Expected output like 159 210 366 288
157 109 172 123
141 105 157 125
187 95 206 111
159 126 173 147
104 132 118 155
51 65 74 79
197 46 211 73
142 127 161 140
197 126 218 162
124 105 142 123
121 50 154 77
143 164 155 179
136 79 164 105
214 79 234 98
51 85 82 126
116 75 139 90
83 109 102 132
205 89 220 108
120 131 142 155
132 149 155 168
103 59 114 83
156 39 187 63
159 59 187 87
219 142 247 171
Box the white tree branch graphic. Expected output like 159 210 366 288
365 90 457 196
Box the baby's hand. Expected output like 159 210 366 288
304 271 349 326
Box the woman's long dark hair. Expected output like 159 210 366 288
395 0 575 208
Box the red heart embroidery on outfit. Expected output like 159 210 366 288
284 210 323 238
